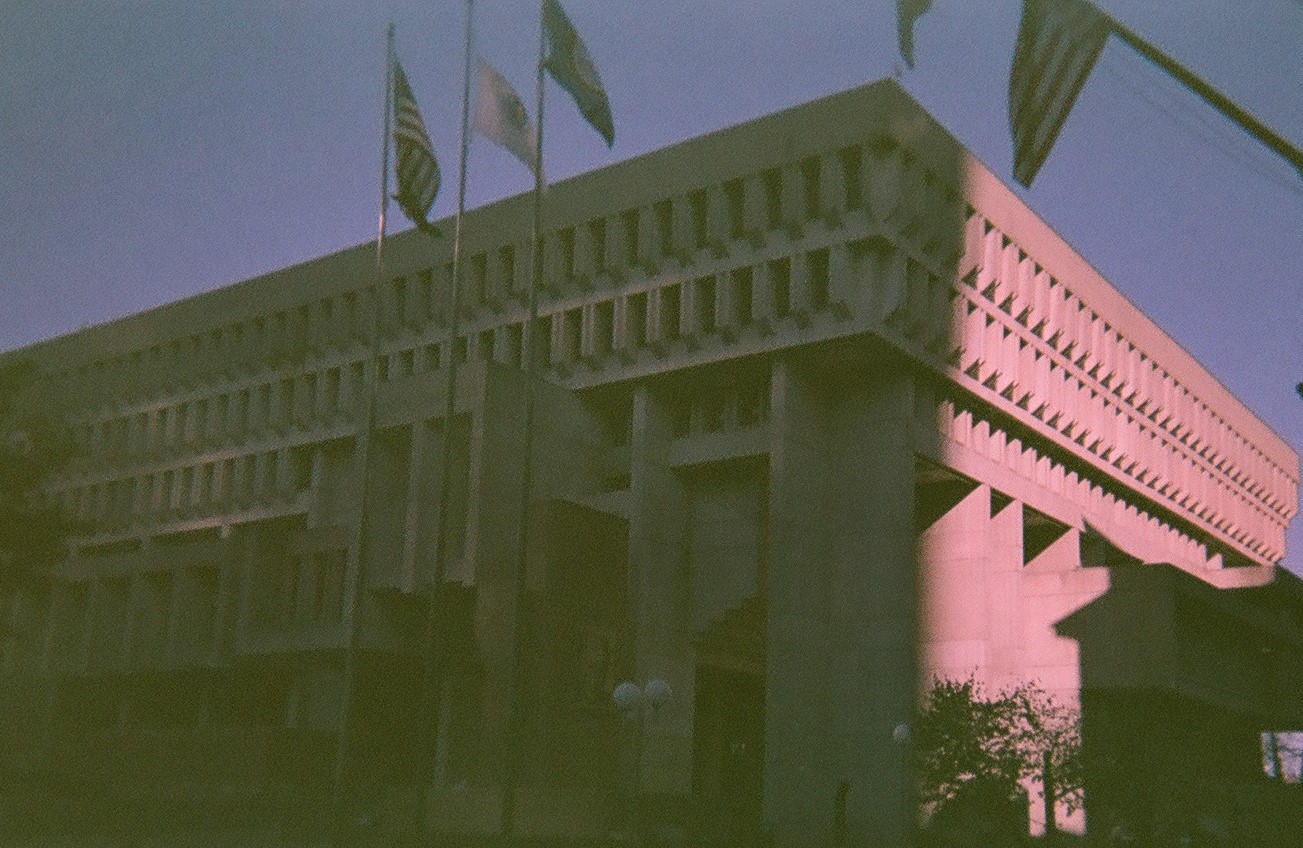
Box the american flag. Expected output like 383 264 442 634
391 58 441 234
1009 0 1112 187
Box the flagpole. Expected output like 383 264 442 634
499 1 547 837
419 0 474 835
376 24 395 270
1105 17 1303 177
329 22 394 846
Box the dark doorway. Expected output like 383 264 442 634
692 664 765 844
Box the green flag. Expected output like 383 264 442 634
542 0 614 147
896 0 934 68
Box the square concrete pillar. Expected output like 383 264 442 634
765 357 836 846
626 384 694 795
765 358 918 848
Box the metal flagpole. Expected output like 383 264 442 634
500 0 547 837
376 25 395 271
329 22 395 846
1102 11 1303 177
419 0 474 836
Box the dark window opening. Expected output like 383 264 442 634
627 292 648 347
769 257 791 318
590 218 608 272
563 309 582 362
732 267 754 326
724 179 745 239
505 324 523 368
689 189 709 248
499 244 516 294
695 276 717 334
593 301 614 356
801 156 821 219
661 285 682 340
762 168 783 228
655 199 673 256
807 247 830 309
559 227 576 281
621 209 639 267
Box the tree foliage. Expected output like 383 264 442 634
0 358 75 592
914 676 1084 820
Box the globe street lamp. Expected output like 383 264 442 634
612 678 671 843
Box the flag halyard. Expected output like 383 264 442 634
475 58 539 174
392 59 442 235
541 0 614 147
1009 0 1112 187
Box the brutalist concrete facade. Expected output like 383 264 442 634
1 79 1299 846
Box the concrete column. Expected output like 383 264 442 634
399 421 432 591
541 231 564 295
679 280 697 340
716 269 739 338
580 304 597 360
866 140 906 227
607 212 629 277
787 251 811 322
986 488 1026 683
834 367 917 848
917 483 990 682
276 447 295 501
459 373 528 790
765 359 918 848
671 194 695 261
741 173 767 244
752 263 776 328
827 242 852 309
779 163 803 234
626 383 693 794
705 183 731 249
574 220 597 284
646 290 665 348
612 296 630 354
764 357 836 847
637 203 659 270
820 150 846 225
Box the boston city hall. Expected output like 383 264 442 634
1 79 1300 846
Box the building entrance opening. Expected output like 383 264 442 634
692 664 765 843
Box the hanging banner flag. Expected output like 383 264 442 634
474 58 539 174
542 0 614 147
1008 0 1111 187
392 58 442 234
896 0 935 69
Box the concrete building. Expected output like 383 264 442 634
1 78 1299 846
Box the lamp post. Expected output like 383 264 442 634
892 722 912 848
612 678 671 845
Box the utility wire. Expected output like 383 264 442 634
1094 50 1303 201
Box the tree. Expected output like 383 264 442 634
0 358 75 604
914 676 1083 839
1004 682 1084 833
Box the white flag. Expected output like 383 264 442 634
474 58 538 174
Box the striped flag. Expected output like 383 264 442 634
542 0 614 147
474 58 538 175
1009 0 1112 187
896 0 934 69
392 58 442 235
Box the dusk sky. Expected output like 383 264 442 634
2 1 1300 573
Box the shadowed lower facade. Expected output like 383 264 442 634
0 78 1299 846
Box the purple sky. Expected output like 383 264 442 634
2 0 1300 572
